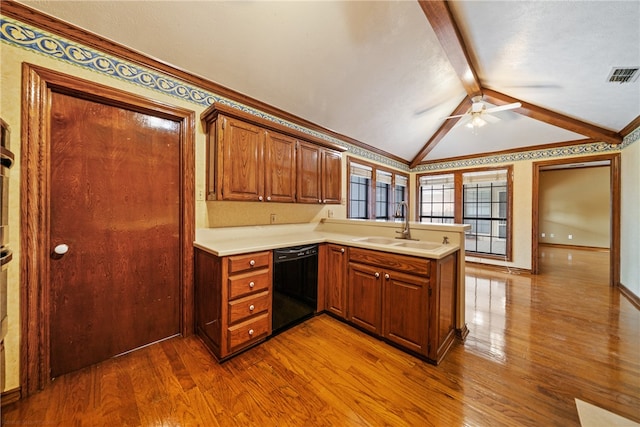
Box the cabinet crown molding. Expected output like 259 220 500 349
201 103 346 152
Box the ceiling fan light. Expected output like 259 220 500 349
470 114 487 128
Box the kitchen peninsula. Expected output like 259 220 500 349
194 219 470 364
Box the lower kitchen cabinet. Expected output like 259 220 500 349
324 244 348 319
347 262 382 334
194 248 273 360
383 269 429 355
347 247 457 363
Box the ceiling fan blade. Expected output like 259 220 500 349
453 115 472 128
484 102 521 114
443 113 468 120
483 113 501 124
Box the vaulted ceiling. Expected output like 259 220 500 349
12 1 640 167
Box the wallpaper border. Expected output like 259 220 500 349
2 16 637 174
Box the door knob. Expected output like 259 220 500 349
54 244 69 255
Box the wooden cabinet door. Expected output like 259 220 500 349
348 262 382 334
220 117 264 201
264 130 296 203
322 149 342 204
326 244 347 318
429 253 457 362
296 141 322 204
383 269 429 355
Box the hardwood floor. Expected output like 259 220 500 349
3 246 639 426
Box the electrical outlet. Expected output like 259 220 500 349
270 214 277 224
327 209 334 218
568 234 573 240
197 189 205 201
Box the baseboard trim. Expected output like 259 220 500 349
618 283 640 310
1 387 21 408
465 261 532 275
539 242 609 252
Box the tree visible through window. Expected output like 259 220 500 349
417 167 512 260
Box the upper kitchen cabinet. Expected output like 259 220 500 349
296 141 342 205
201 104 344 203
219 116 265 201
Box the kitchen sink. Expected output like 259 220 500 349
392 241 442 250
351 236 398 245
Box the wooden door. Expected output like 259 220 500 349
325 244 347 318
296 141 322 204
348 262 382 334
383 269 428 355
49 92 181 377
264 131 296 203
220 117 264 201
322 149 342 204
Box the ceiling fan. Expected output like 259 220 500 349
444 96 522 129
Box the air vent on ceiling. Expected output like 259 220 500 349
607 67 639 83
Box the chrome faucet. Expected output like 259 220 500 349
394 201 414 240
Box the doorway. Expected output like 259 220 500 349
531 153 620 286
20 64 195 396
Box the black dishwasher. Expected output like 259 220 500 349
272 245 318 334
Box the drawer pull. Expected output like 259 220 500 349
340 248 345 253
374 272 380 278
249 260 256 266
385 273 390 280
249 281 255 288
248 329 254 336
249 304 255 312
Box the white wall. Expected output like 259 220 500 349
621 131 640 297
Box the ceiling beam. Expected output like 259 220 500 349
418 0 482 98
410 97 473 168
483 89 623 145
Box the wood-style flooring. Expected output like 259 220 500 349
3 246 639 426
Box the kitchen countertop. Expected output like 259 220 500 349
194 222 461 260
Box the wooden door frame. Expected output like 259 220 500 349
531 152 621 286
20 63 195 397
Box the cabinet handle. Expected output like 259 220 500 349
249 304 255 311
374 272 380 278
248 329 254 336
318 199 322 203
249 260 255 266
258 196 263 201
249 281 255 288
323 199 327 203
340 248 345 253
267 196 271 201
385 273 390 280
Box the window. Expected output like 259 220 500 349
347 158 408 221
463 170 508 256
349 163 371 219
417 167 512 260
394 175 408 221
418 174 455 224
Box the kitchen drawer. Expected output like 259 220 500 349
228 269 271 299
228 291 270 325
227 312 269 352
227 251 271 274
349 247 430 277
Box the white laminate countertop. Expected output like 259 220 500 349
194 221 463 260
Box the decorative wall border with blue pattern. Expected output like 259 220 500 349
2 16 637 174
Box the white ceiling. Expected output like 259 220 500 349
18 1 640 165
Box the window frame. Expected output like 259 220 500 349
416 166 513 261
347 157 409 222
